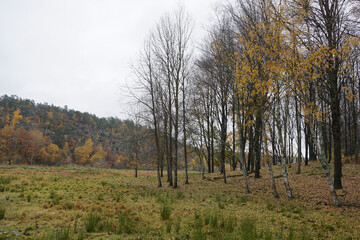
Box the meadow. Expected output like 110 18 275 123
0 162 359 240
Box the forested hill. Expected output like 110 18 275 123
0 95 153 168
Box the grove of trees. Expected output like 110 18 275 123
132 0 360 206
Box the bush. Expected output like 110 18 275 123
84 212 102 232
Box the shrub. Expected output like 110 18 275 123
84 212 101 232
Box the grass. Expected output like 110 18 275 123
0 162 359 239
84 211 102 233
0 208 5 220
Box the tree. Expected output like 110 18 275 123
132 6 193 188
74 138 93 164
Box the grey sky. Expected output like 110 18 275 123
0 0 217 119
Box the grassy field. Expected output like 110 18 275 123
0 162 359 240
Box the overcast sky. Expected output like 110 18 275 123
0 0 217 119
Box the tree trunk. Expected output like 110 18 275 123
331 86 342 189
296 97 301 174
276 99 293 200
183 85 189 184
267 161 279 198
310 121 341 206
254 113 262 178
236 99 250 193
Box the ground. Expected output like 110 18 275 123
0 161 359 240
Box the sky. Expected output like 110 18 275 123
0 0 218 119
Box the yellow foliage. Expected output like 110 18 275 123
90 145 107 163
10 109 22 128
74 138 93 164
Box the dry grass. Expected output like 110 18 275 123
0 162 359 239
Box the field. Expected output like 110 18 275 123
0 162 359 240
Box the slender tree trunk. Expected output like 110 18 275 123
200 136 205 180
221 107 227 183
211 118 215 173
305 123 309 166
354 103 359 163
174 83 179 189
206 110 212 173
254 111 262 178
267 161 279 198
232 102 236 171
160 151 164 178
310 121 340 206
248 125 254 172
236 99 250 193
276 99 293 200
296 97 302 174
183 85 189 184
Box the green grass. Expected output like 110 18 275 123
0 208 5 220
0 163 359 239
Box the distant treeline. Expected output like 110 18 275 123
0 95 157 169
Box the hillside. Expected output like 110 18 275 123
0 95 154 169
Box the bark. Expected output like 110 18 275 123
295 97 301 174
276 100 293 200
236 99 250 193
267 161 279 198
254 113 262 178
310 121 340 206
183 83 188 184
331 85 343 189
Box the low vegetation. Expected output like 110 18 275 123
0 162 359 239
